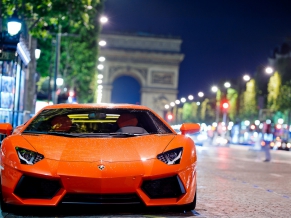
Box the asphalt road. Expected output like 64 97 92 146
1 144 290 217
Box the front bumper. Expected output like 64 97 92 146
1 159 196 207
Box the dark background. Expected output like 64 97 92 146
103 0 291 104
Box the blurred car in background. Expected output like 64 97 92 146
186 131 208 146
172 124 207 146
269 137 291 151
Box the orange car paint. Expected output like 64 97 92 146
0 104 199 207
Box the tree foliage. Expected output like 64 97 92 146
2 0 104 103
226 88 238 121
240 79 257 120
267 72 281 111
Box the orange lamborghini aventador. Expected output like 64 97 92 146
0 104 200 211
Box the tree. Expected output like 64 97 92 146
226 88 238 121
182 102 198 122
240 79 257 120
2 0 104 107
267 72 281 111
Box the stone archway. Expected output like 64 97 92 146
99 33 184 117
111 71 143 104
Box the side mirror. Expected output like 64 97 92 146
180 123 200 135
0 123 13 136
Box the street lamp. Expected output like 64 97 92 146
97 64 104 70
188 95 194 100
100 16 108 24
265 66 274 74
224 82 231 88
98 56 105 62
243 74 250 81
198 92 204 97
99 40 106 46
7 10 22 36
35 48 41 59
211 86 218 92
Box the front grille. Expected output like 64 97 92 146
14 175 61 199
61 193 142 205
141 175 185 199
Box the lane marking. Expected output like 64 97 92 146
270 173 283 177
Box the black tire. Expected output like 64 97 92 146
0 184 12 213
181 191 196 212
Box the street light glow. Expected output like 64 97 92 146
97 64 104 70
7 10 22 36
56 78 63 86
211 86 218 92
35 49 41 59
170 102 175 107
97 74 103 79
175 100 180 104
265 67 274 74
244 120 250 126
196 102 200 106
278 118 284 124
198 92 204 97
165 104 169 109
243 74 250 81
99 40 107 46
181 97 186 103
188 95 194 100
98 56 106 62
100 16 108 24
224 82 231 88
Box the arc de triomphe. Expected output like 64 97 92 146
99 32 184 118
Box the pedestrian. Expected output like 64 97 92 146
262 120 273 162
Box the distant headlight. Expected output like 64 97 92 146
157 147 183 165
16 147 44 165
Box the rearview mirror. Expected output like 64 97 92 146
88 112 106 120
180 123 200 135
0 123 13 136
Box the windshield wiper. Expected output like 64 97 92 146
109 132 148 136
22 131 47 135
22 131 80 137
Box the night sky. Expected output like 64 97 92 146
102 0 291 104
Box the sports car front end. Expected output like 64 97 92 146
0 104 200 211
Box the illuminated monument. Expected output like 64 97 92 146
99 32 184 117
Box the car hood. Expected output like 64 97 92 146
20 134 176 162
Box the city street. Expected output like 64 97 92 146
1 144 290 217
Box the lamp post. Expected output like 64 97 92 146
211 85 220 123
0 10 28 126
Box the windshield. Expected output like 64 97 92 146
23 108 173 136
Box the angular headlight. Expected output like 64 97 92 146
157 147 183 165
16 147 44 165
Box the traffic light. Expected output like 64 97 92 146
220 99 229 112
167 113 173 121
222 102 229 110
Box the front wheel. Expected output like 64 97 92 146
0 184 12 213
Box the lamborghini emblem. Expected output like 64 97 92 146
98 164 105 170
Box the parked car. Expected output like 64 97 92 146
0 103 200 212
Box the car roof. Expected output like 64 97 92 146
42 103 149 110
